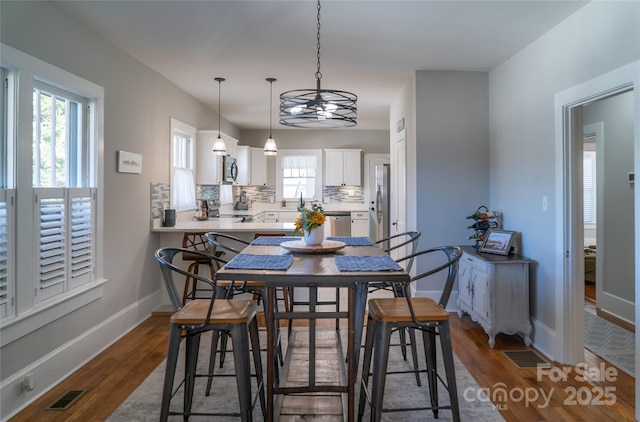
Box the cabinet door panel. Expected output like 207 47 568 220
472 270 489 319
457 263 472 308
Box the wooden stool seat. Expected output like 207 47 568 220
368 297 449 323
171 299 257 325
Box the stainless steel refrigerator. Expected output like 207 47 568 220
370 163 390 244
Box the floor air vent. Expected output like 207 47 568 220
502 350 550 369
45 389 86 411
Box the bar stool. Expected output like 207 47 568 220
358 246 462 422
369 231 422 385
181 232 217 305
155 247 265 421
203 231 285 392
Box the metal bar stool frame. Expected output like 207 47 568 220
155 247 265 421
358 246 462 422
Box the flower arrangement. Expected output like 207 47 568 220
294 203 326 235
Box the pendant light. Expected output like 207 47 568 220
280 0 357 128
212 77 227 155
264 78 278 156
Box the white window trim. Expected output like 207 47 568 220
0 43 104 346
170 118 196 213
276 149 323 203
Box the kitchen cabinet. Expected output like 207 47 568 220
263 211 298 223
196 130 239 185
253 212 265 223
324 149 361 186
235 146 267 186
457 246 532 348
249 147 268 186
350 211 369 237
264 211 279 223
278 211 299 223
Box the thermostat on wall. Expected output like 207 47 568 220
628 172 635 183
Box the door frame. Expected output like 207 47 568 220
554 61 639 409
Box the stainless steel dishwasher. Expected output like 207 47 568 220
324 211 351 236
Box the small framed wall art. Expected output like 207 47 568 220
117 151 142 174
478 229 517 255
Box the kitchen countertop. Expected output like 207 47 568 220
151 202 368 233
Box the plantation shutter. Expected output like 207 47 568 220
36 188 67 301
69 188 95 289
0 189 15 319
35 188 96 302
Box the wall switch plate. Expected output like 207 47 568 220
348 190 355 197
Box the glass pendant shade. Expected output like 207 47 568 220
213 77 227 155
264 77 278 155
212 135 226 155
263 137 277 156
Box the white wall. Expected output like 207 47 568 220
0 2 230 417
489 1 640 358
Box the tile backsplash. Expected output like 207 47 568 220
150 183 365 218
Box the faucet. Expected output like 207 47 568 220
299 192 305 209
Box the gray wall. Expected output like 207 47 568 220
583 91 635 302
489 1 639 357
413 71 490 291
0 0 230 393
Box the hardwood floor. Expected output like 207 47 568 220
9 313 635 421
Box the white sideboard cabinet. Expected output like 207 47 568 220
457 246 532 348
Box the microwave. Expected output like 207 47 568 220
222 155 238 184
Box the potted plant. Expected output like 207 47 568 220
294 203 326 245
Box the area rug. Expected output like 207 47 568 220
108 329 504 421
584 310 635 377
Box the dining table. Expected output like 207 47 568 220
214 236 410 422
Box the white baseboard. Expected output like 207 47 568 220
0 290 163 421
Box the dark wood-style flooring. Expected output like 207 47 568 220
9 311 635 422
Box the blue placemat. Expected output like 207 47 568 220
334 255 403 272
252 236 302 246
326 236 373 246
225 254 294 270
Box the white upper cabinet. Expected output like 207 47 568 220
324 149 362 186
235 146 250 186
249 147 268 186
235 146 267 186
196 130 238 185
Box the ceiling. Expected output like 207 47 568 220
55 0 587 131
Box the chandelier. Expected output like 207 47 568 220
279 0 357 128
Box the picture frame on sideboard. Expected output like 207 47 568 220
479 229 517 255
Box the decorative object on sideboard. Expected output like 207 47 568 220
279 0 357 128
478 228 517 255
212 77 227 155
466 205 500 246
117 151 142 174
264 78 278 156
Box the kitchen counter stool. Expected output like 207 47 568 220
358 246 462 422
181 231 219 305
155 247 265 421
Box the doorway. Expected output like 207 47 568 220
554 60 639 386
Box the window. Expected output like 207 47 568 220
170 118 196 212
276 149 323 201
583 149 596 226
0 44 104 344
